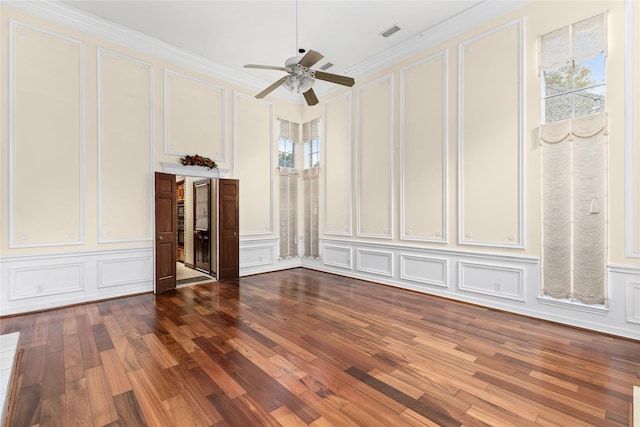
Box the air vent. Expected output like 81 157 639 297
380 25 401 38
319 62 334 70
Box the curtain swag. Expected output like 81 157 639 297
539 112 608 144
538 12 607 75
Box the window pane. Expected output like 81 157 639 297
279 138 286 152
312 138 319 153
545 93 574 123
576 52 605 88
312 153 319 168
544 62 573 97
574 85 605 118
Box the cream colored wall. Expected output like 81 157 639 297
321 0 637 267
0 4 295 263
633 0 640 256
1 0 638 291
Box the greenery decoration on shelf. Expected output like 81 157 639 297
180 154 217 169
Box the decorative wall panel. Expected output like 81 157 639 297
458 19 524 248
98 48 153 243
626 0 640 257
401 51 448 243
233 92 273 235
10 20 84 248
400 254 448 287
458 261 525 301
9 263 83 300
323 244 353 269
324 92 353 236
164 69 225 160
357 75 393 239
98 257 152 288
356 249 393 277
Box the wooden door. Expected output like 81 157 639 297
155 172 177 293
217 179 239 280
193 180 211 273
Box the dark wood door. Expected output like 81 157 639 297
193 180 211 273
155 172 176 293
218 179 239 280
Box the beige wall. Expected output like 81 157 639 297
1 0 639 322
321 0 638 268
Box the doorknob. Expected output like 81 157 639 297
234 232 237 236
158 235 163 240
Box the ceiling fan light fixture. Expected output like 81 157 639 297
299 75 314 93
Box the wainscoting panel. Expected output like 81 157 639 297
626 280 640 324
98 256 153 289
322 244 353 270
9 263 83 301
239 238 300 276
309 239 639 340
458 261 524 301
0 248 153 316
356 249 393 277
240 239 276 268
400 254 448 288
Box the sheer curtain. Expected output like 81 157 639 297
303 119 320 259
303 168 320 258
279 167 299 259
540 112 608 304
278 119 299 259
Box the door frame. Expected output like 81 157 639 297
153 167 225 293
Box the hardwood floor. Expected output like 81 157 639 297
1 268 638 426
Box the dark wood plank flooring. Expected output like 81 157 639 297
2 268 638 426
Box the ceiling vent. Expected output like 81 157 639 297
380 25 401 38
319 62 334 70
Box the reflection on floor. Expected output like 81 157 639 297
176 262 215 287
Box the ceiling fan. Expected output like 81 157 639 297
244 0 355 106
245 50 355 106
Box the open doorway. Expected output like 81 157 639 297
155 171 238 293
176 176 216 286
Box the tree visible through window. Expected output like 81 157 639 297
278 137 295 168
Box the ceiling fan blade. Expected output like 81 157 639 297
303 88 319 106
255 76 289 99
244 64 289 72
314 71 355 87
298 50 324 68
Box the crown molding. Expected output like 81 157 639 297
341 1 530 82
2 0 302 104
4 0 530 103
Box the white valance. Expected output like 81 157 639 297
538 12 607 74
279 119 299 143
302 118 319 142
539 112 608 143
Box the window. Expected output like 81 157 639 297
302 118 320 258
543 52 606 123
277 119 299 258
539 13 607 123
304 137 320 169
538 13 608 306
279 137 295 168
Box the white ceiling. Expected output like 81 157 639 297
61 1 487 88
